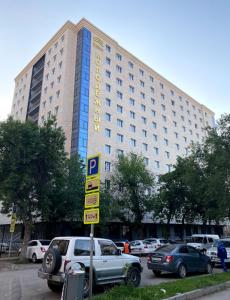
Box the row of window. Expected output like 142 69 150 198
104 160 172 172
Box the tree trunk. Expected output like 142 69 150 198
19 222 31 262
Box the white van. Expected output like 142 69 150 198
187 234 219 251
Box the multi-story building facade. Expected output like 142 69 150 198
11 18 214 179
6 18 218 240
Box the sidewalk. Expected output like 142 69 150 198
0 256 40 272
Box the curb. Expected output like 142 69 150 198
166 280 230 300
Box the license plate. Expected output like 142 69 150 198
152 257 161 262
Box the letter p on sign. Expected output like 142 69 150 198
87 155 100 177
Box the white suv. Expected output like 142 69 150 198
38 236 142 297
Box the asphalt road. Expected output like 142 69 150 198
0 258 223 300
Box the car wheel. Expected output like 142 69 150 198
42 248 62 275
126 267 141 287
32 253 37 263
153 270 162 277
177 264 187 278
206 262 213 274
83 272 95 298
47 280 63 293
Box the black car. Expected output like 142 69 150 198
147 244 212 278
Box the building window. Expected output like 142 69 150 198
161 93 165 100
117 91 123 99
116 53 122 61
141 116 147 124
139 69 144 76
129 98 135 106
116 78 122 86
128 61 134 69
117 133 124 143
150 87 154 93
49 96 53 103
142 143 148 151
154 147 159 155
160 82 164 89
142 129 147 137
105 113 111 122
106 44 111 52
181 115 185 121
105 98 111 106
106 84 111 92
166 164 171 172
105 161 111 172
149 76 154 82
182 126 186 132
165 151 170 159
105 70 111 78
56 90 60 98
130 111 135 119
57 75 61 83
130 138 136 147
183 136 187 142
141 104 146 111
140 92 145 99
129 85 134 93
117 149 124 156
106 57 111 65
130 124 136 132
116 65 122 73
153 134 157 141
59 61 63 68
164 138 169 146
117 119 123 127
60 48 64 55
117 104 123 113
173 121 177 127
144 157 149 166
174 132 178 138
129 73 134 80
172 110 176 117
161 104 166 111
105 128 111 137
151 98 155 105
155 160 160 168
151 110 156 117
171 90 174 96
140 80 145 87
162 115 167 122
152 122 157 129
176 143 180 150
163 127 168 134
105 144 111 154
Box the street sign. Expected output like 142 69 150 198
86 154 100 178
85 192 100 208
9 213 16 233
85 176 100 193
84 208 100 224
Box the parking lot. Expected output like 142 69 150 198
0 257 223 300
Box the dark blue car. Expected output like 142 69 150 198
147 244 212 278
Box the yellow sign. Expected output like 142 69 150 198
10 213 16 233
84 208 100 224
85 192 99 208
85 176 100 194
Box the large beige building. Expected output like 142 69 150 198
11 18 215 179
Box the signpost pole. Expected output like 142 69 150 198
89 224 94 300
8 232 13 257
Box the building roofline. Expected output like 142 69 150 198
14 17 214 115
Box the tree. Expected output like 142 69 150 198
110 153 155 238
0 118 66 259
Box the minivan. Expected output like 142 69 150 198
187 234 219 251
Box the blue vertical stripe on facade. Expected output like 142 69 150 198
71 28 91 161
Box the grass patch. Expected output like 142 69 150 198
93 272 230 300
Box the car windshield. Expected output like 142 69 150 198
213 240 230 248
40 240 51 246
156 244 177 253
191 237 204 243
115 242 124 247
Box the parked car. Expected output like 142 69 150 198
0 242 9 253
206 239 230 266
38 236 142 297
147 244 212 278
187 234 219 251
18 240 51 263
144 238 168 249
130 240 154 255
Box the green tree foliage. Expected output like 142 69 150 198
110 153 155 238
0 118 66 257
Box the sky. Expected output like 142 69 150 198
0 0 229 121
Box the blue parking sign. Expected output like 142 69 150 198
87 155 100 177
